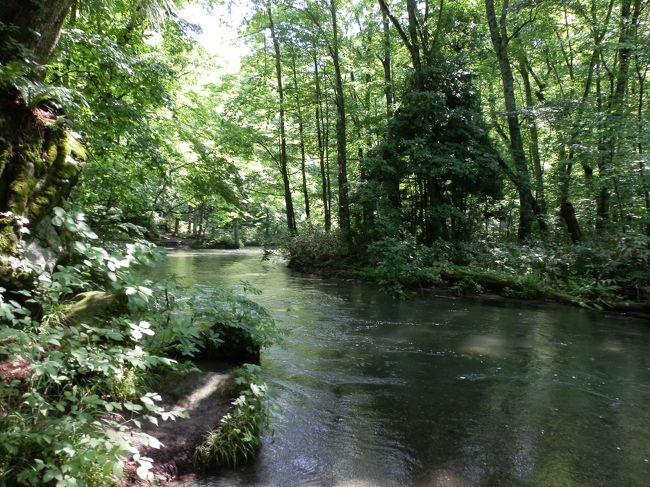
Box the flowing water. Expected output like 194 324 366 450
152 249 650 487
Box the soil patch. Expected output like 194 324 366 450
0 356 31 383
120 361 234 486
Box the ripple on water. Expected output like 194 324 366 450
152 250 650 487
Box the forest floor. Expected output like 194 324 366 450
120 361 235 486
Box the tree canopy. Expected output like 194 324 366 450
1 0 650 484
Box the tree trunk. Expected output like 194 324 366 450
485 0 535 241
630 0 648 235
0 0 87 290
556 42 606 243
635 53 649 235
267 2 296 233
314 54 331 231
329 0 351 241
233 218 240 247
192 206 200 236
381 10 394 118
0 0 72 69
561 202 583 244
597 0 633 229
518 54 547 231
291 54 310 220
325 97 333 230
406 0 423 89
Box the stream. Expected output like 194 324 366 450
153 249 650 487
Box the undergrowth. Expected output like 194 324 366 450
0 206 278 485
282 227 350 270
194 364 270 468
283 227 650 308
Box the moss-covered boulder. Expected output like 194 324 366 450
64 291 126 326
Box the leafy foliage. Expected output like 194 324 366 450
0 206 279 485
194 364 270 468
358 237 444 296
0 208 182 485
283 227 350 270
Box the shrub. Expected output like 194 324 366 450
450 277 484 296
194 364 269 468
360 237 443 295
282 227 349 269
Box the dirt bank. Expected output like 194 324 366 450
120 361 235 486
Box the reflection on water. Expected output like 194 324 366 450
150 249 650 487
459 335 508 357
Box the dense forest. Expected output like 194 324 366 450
1 0 649 485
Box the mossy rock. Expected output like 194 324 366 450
64 291 126 326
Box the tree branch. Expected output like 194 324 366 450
377 0 414 58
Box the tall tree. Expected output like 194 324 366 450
328 0 351 240
596 0 635 229
290 51 311 220
313 53 332 230
380 9 394 118
484 0 536 240
267 1 297 232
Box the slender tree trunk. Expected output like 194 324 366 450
406 0 423 89
381 10 394 118
630 0 648 235
193 206 200 237
196 204 203 237
62 0 78 87
324 97 333 226
555 0 615 239
597 0 634 229
291 55 310 220
378 0 422 85
485 0 535 241
329 0 351 241
558 145 583 243
314 54 331 231
636 64 649 235
267 2 296 233
233 218 240 247
595 64 610 228
557 43 606 243
518 54 547 231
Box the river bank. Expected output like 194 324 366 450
281 233 650 317
120 363 235 487
290 259 650 319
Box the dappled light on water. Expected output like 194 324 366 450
152 250 650 487
459 335 508 357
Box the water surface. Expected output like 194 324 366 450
153 249 650 487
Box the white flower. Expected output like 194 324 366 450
233 395 246 407
250 383 266 397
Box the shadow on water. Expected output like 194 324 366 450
150 249 650 487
